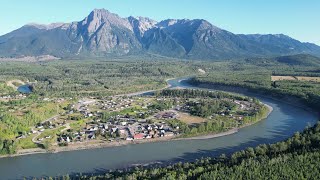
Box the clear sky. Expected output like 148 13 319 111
1 0 319 45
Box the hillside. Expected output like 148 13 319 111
0 9 320 60
242 54 320 67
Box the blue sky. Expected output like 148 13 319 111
1 0 319 45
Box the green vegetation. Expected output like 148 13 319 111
189 55 320 110
31 54 319 179
57 121 320 180
0 95 70 154
0 60 200 155
0 54 320 180
0 82 14 95
0 60 199 97
158 89 269 137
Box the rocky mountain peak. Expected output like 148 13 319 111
128 16 157 36
0 8 319 59
81 8 132 34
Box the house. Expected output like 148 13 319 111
120 121 127 126
111 128 118 133
88 134 95 139
145 135 152 139
133 133 145 140
31 130 38 134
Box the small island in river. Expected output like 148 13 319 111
1 88 272 157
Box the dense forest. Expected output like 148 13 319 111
0 59 200 97
189 55 320 110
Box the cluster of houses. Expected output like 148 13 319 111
126 122 177 140
57 116 178 144
154 111 178 119
0 94 27 100
99 97 137 111
20 95 261 146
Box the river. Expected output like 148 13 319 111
0 77 318 179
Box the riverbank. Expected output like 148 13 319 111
175 102 273 141
0 136 177 159
191 82 317 114
0 82 274 159
115 78 174 97
0 103 273 159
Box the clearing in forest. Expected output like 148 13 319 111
6 79 25 90
271 76 320 82
177 112 207 124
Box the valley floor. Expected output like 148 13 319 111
0 102 273 159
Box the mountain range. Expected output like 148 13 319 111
1 8 319 60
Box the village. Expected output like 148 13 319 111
0 93 27 101
20 92 262 148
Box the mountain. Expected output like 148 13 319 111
1 8 320 60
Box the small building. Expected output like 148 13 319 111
133 133 145 140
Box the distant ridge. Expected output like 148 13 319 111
0 8 319 60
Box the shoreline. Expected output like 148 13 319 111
115 78 174 97
0 103 273 159
174 102 273 141
193 82 317 115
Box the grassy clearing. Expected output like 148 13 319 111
177 112 207 124
271 76 296 81
16 136 38 149
271 75 320 82
296 76 320 82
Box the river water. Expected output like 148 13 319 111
0 77 317 179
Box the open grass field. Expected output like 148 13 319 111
271 75 320 82
177 112 207 124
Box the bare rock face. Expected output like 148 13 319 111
128 16 157 39
75 9 141 55
0 8 319 59
80 9 133 36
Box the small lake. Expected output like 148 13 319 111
0 77 318 179
17 85 33 94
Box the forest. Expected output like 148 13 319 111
189 56 320 110
0 59 200 97
54 121 320 180
0 54 319 179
